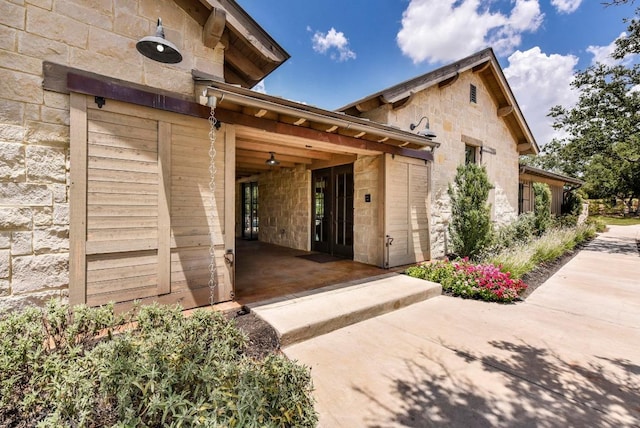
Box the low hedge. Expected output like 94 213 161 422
0 300 317 427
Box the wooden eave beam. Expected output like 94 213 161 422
472 61 491 73
203 7 226 48
236 138 335 160
225 47 268 81
391 93 414 110
45 63 432 162
497 105 514 117
438 73 459 89
355 97 382 113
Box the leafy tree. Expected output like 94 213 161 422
448 163 493 258
533 183 552 234
541 6 640 213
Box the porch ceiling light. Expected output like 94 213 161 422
136 18 183 64
410 116 437 139
266 152 280 166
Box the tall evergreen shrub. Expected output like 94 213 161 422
448 163 494 258
533 182 552 234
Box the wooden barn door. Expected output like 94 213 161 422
69 93 234 309
384 154 431 268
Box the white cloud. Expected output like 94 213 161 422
397 0 543 64
550 0 582 14
311 27 356 62
252 80 267 94
587 32 635 66
504 47 579 146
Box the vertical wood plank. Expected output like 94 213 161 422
69 93 88 306
157 121 171 295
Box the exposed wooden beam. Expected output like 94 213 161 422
279 115 307 126
310 122 339 133
203 7 226 48
391 93 414 110
236 139 334 160
497 105 514 117
517 143 531 153
236 149 312 164
242 106 270 118
224 48 268 81
438 73 459 88
54 64 432 161
472 61 491 73
236 155 296 168
355 97 382 113
310 154 358 170
174 0 210 26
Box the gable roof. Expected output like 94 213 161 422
519 164 584 187
175 0 290 88
338 48 539 155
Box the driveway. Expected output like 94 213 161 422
283 225 640 427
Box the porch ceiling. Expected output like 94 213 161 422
234 126 365 178
202 82 439 178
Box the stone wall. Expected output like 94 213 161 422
353 155 383 266
258 165 310 251
363 70 521 259
0 0 224 311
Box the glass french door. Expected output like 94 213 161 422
242 182 258 240
312 165 354 258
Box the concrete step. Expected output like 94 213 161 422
247 273 442 347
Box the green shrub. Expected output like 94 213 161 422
533 182 552 235
587 216 607 232
448 163 494 258
0 301 318 427
487 213 536 254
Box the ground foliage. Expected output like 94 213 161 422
0 301 317 428
406 259 527 303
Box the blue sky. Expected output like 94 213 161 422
237 1 636 147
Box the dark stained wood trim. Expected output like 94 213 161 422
46 62 433 161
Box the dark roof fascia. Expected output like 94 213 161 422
338 48 540 155
519 164 584 186
205 79 440 148
338 48 495 111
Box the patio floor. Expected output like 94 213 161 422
234 240 390 305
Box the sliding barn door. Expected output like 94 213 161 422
69 94 234 309
384 154 431 267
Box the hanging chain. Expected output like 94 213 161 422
208 106 218 306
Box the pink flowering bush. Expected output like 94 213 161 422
406 259 527 303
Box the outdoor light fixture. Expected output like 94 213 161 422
410 116 437 139
136 18 183 64
265 152 280 166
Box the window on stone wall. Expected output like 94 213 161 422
470 84 477 103
465 144 477 165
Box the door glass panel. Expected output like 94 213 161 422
314 176 329 243
242 182 259 240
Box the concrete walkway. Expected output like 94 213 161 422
272 225 640 427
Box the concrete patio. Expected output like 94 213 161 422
256 225 640 427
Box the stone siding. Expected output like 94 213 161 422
364 71 521 258
0 0 224 311
258 165 310 251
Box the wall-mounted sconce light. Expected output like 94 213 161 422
265 152 280 166
136 18 183 64
410 116 437 139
